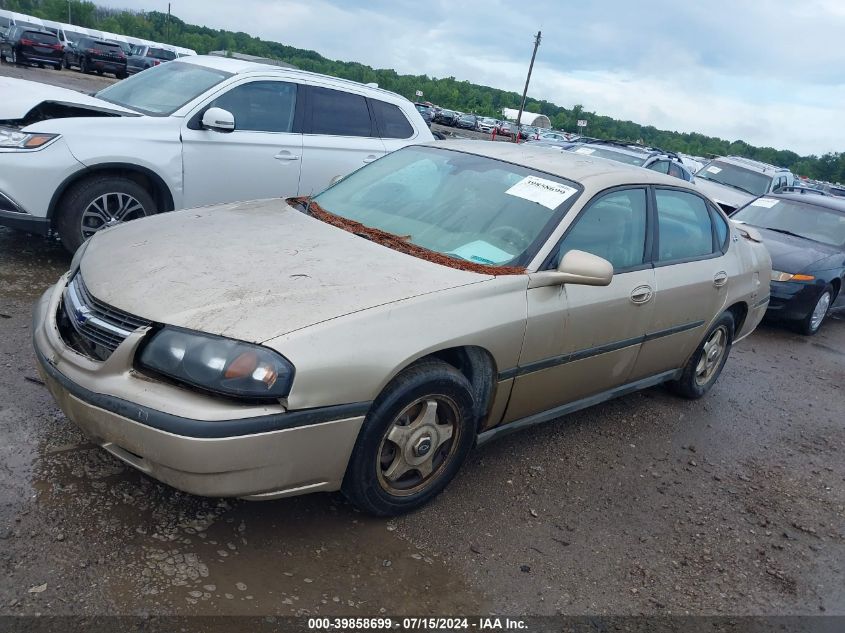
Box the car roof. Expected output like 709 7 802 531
770 191 845 213
714 155 790 174
178 55 411 102
426 140 692 192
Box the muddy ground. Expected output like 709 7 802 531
0 64 843 621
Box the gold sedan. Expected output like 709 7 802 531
33 141 771 515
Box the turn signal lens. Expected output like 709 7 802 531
771 271 815 282
23 134 58 148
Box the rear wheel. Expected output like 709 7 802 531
342 360 477 516
797 286 833 336
11 49 18 65
116 70 127 79
80 57 89 73
96 69 103 75
669 312 735 399
54 61 62 71
55 175 157 253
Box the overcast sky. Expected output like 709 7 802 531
105 0 844 156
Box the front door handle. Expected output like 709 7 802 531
362 154 379 164
274 151 300 161
630 285 653 304
713 271 728 287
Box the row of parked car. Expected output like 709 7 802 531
0 9 191 78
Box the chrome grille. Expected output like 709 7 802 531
61 274 151 359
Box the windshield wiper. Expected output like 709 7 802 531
764 227 805 239
712 180 756 196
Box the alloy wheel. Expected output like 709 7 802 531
694 325 728 386
80 192 148 239
809 291 831 332
376 395 461 496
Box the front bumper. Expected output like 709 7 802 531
766 280 825 322
32 281 367 499
0 137 85 232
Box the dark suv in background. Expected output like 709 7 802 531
64 37 127 78
0 26 63 69
126 44 176 74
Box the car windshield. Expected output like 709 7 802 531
733 199 845 248
95 61 231 116
573 146 646 166
312 146 582 268
696 161 772 196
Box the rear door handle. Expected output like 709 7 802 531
713 271 728 287
274 151 300 161
630 285 653 304
362 154 379 164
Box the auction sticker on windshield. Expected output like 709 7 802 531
750 197 779 208
574 147 595 155
706 165 722 174
505 176 578 210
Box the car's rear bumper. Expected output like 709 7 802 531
20 52 63 65
32 282 367 499
89 59 126 73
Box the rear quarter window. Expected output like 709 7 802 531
371 99 414 139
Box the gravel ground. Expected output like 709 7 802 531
0 64 843 621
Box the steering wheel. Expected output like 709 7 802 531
489 225 531 252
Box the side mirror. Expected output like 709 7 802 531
201 107 235 133
528 249 613 289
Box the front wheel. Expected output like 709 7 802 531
80 57 89 73
669 312 735 399
798 286 833 335
55 176 157 253
342 360 477 516
54 61 62 71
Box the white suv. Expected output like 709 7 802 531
0 55 432 251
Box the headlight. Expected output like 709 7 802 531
137 328 295 401
771 271 815 282
0 127 59 150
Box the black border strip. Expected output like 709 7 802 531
35 346 370 439
498 320 704 380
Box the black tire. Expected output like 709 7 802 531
38 62 45 69
342 360 477 516
54 62 62 71
11 49 18 65
669 312 735 399
55 176 158 253
116 70 127 79
96 69 103 75
797 285 833 336
80 57 89 73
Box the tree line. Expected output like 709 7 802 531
3 0 843 183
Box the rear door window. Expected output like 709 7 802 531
371 99 414 139
308 86 373 137
655 189 715 261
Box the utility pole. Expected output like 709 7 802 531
67 0 71 24
515 30 541 142
165 2 171 42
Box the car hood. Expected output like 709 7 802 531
694 179 754 210
749 225 840 273
79 199 491 343
0 77 137 126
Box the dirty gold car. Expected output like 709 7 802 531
33 141 772 515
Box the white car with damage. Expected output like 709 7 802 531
0 55 432 251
